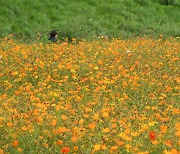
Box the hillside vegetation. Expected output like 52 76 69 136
0 0 180 41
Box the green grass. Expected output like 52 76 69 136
0 0 180 42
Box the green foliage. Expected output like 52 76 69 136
156 0 180 5
0 0 179 41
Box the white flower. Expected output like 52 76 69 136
126 50 131 53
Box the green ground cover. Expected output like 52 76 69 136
0 0 179 42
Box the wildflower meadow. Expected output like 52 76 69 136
0 36 179 153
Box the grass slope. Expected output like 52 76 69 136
0 37 179 153
0 0 180 41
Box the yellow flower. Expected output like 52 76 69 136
160 125 167 134
151 140 158 145
92 114 99 120
94 66 99 70
17 148 22 152
110 146 117 151
102 112 109 118
73 146 78 151
131 132 139 137
125 144 131 149
11 71 18 76
70 69 76 73
102 128 110 133
148 121 158 126
94 144 101 151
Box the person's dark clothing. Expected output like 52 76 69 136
48 30 57 42
48 36 56 42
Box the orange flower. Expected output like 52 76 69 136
160 125 167 134
94 144 101 151
61 147 70 153
57 140 63 146
44 143 48 148
54 55 59 61
122 81 128 87
0 149 4 154
73 146 78 151
175 131 180 137
17 148 22 152
95 86 101 92
102 112 109 118
14 90 20 96
124 128 131 135
57 127 68 133
11 71 18 76
12 140 19 147
170 149 178 154
116 140 124 146
151 140 158 145
92 114 99 120
172 108 179 115
21 126 27 131
88 123 96 130
149 131 156 140
102 128 110 133
101 144 107 150
71 136 78 142
61 114 68 120
164 140 172 147
7 122 13 127
51 119 57 126
110 146 118 152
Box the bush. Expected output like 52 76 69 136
157 0 180 5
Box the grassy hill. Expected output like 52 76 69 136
0 0 180 41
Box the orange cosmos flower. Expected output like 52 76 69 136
57 127 69 133
94 144 101 151
57 140 63 146
0 149 4 154
95 86 101 92
110 146 118 152
73 146 78 151
7 122 13 127
51 119 57 126
88 123 96 130
149 131 156 140
71 136 78 142
61 114 68 120
12 140 19 147
102 128 110 133
61 147 70 153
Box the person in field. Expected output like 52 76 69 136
48 30 58 42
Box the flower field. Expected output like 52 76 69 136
0 37 179 153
